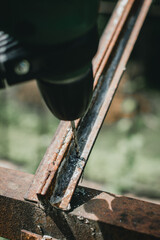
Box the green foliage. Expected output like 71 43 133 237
0 89 59 173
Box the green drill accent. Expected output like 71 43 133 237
0 0 99 45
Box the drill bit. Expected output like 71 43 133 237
71 121 80 157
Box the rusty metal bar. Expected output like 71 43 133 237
25 0 152 211
49 0 145 210
93 0 135 80
54 0 153 211
21 230 57 240
0 167 160 240
21 230 42 240
25 0 137 204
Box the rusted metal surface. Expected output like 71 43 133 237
0 167 34 201
0 167 160 240
71 189 160 240
21 230 42 240
21 230 57 240
25 121 72 202
93 0 135 83
25 0 137 204
25 0 152 210
39 0 152 211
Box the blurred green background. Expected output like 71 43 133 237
0 1 160 239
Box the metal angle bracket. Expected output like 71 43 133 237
25 0 152 212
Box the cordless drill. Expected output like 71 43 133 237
0 0 99 121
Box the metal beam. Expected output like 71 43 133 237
25 0 136 204
0 167 160 240
25 0 137 204
25 0 153 211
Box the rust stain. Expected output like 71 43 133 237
1 167 160 239
25 0 152 212
25 0 136 204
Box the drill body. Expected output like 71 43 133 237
0 0 100 120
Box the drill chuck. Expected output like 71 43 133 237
0 27 98 121
37 67 93 120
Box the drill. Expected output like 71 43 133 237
0 0 99 121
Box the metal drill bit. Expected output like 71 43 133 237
71 121 80 157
